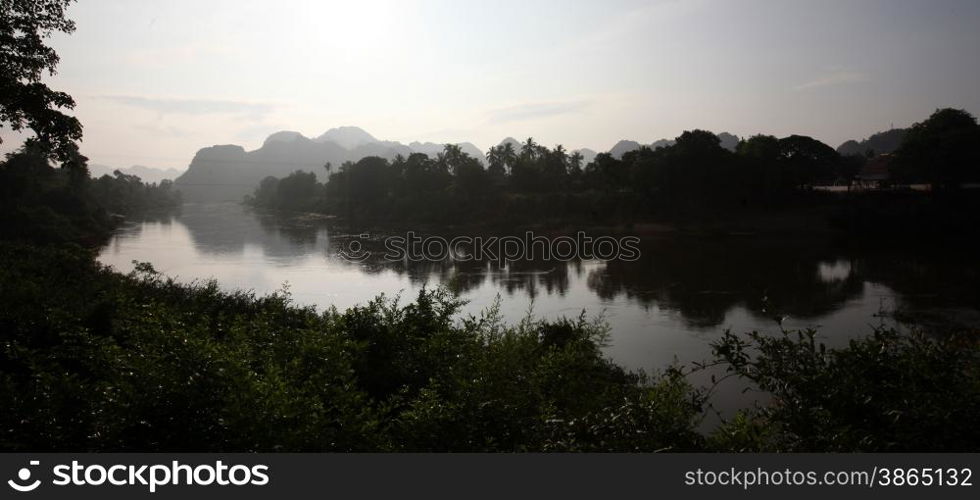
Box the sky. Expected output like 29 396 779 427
3 0 980 170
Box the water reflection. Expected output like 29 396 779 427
588 238 866 328
99 203 979 375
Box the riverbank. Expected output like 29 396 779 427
247 188 980 245
3 241 978 451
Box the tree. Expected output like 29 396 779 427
346 156 391 205
500 142 517 173
1 0 84 167
441 144 466 176
443 144 485 197
402 152 449 195
892 108 980 189
737 134 784 194
486 145 506 179
584 152 626 191
665 130 732 197
275 170 319 210
541 144 568 186
568 151 584 175
777 135 840 188
520 137 538 161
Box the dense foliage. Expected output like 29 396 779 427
247 109 980 227
1 244 977 452
1 1 179 244
709 328 980 452
0 146 181 244
247 131 848 223
0 244 704 451
2 1 978 453
0 0 83 166
892 108 980 189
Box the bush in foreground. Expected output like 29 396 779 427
0 244 977 451
709 329 980 452
0 244 704 451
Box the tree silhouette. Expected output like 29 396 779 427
520 137 538 161
893 108 980 189
569 151 584 174
0 0 83 168
247 109 980 225
777 135 840 189
486 145 506 179
500 142 517 173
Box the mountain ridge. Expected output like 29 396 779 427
836 128 908 156
175 128 746 201
176 128 492 201
89 164 184 184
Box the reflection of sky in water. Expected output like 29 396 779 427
100 203 975 418
99 204 980 425
98 204 915 372
818 260 853 282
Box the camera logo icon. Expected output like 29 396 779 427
8 460 41 492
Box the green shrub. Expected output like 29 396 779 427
0 245 703 451
708 328 980 451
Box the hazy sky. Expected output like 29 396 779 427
3 0 979 169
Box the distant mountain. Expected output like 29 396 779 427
175 127 753 202
348 140 414 160
456 142 484 161
409 141 485 161
313 126 378 149
175 128 487 201
89 163 184 184
609 131 739 158
837 128 907 156
573 148 597 166
263 130 306 145
498 137 522 150
408 141 447 157
175 145 252 202
716 132 740 151
609 140 642 159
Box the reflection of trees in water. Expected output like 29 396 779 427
178 203 324 258
587 237 865 328
349 234 875 330
351 248 576 299
175 203 979 328
489 259 574 298
255 213 320 248
849 243 980 310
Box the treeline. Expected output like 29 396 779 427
89 170 181 215
0 145 182 245
0 244 976 452
248 108 980 224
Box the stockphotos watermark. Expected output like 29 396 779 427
6 459 269 493
338 231 642 264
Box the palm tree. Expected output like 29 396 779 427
521 137 538 161
443 143 463 162
486 145 500 167
553 144 567 164
442 144 460 171
486 145 505 178
501 142 517 173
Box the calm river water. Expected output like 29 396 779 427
98 202 980 414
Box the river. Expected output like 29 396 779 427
97 202 980 415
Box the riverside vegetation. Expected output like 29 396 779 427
2 142 977 452
246 108 980 238
2 234 978 451
2 0 979 453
